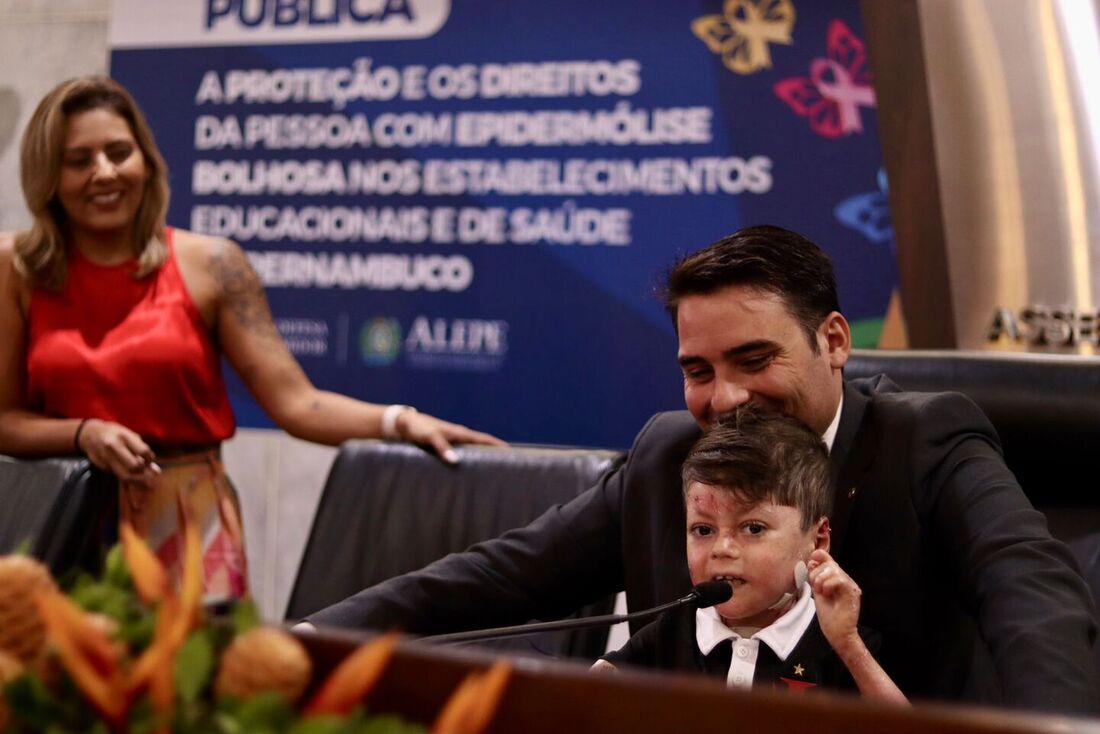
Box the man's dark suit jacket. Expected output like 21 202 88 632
309 376 1100 714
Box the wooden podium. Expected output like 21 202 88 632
297 627 1100 734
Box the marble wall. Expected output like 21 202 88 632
222 431 335 621
0 1 111 230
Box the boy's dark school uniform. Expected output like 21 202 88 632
602 604 877 693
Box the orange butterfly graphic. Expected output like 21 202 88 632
692 0 797 75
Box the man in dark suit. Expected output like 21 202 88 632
308 225 1099 714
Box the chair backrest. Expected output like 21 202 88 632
844 349 1100 637
0 455 116 579
286 441 625 659
844 349 1100 509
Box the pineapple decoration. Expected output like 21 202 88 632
0 555 57 663
0 554 56 729
214 627 312 704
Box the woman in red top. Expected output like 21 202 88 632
0 76 503 597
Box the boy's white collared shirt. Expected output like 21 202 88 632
694 583 816 689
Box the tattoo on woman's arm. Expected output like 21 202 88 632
209 242 281 342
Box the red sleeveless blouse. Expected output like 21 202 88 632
25 228 236 447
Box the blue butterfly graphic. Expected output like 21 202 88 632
835 168 893 245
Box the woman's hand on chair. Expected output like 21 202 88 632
396 411 506 465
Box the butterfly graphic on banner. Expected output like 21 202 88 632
691 0 797 76
773 19 875 138
835 168 894 245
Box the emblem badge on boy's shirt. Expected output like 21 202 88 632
779 676 817 692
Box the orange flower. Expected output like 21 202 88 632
127 596 180 698
176 492 203 624
32 492 207 729
33 591 126 725
431 660 512 734
119 521 168 605
131 492 204 694
304 631 398 716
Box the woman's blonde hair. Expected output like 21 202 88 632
15 76 170 290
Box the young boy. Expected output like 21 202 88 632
596 406 906 704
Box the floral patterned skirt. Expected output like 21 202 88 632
118 448 248 600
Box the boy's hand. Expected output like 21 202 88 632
806 550 910 704
807 549 862 656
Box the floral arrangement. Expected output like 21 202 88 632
0 499 510 733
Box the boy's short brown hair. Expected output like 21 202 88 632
681 405 833 530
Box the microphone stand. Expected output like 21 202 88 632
419 587 718 645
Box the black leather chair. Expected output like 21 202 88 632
0 455 117 580
286 441 625 660
845 349 1100 620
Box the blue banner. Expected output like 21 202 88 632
110 0 896 448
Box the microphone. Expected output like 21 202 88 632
419 581 733 646
693 580 735 608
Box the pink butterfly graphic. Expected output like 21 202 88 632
773 19 876 138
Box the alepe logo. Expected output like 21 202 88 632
359 317 403 366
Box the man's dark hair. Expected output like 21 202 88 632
681 405 832 531
663 225 840 351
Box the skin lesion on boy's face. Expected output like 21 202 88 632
685 482 822 629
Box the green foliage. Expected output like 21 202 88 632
5 673 103 732
103 545 128 586
231 598 260 637
174 631 215 706
9 538 33 556
0 546 429 734
66 545 156 651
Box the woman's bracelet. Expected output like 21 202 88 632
73 418 90 453
381 405 416 440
